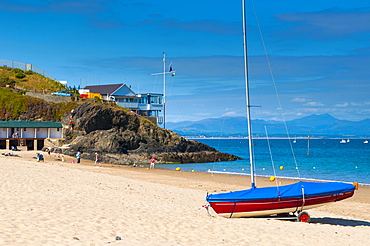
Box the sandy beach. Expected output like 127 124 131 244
1 150 369 245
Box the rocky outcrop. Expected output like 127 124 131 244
59 102 240 165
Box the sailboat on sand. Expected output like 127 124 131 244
205 0 356 222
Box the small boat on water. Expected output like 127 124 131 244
205 0 356 222
340 139 347 144
364 140 369 144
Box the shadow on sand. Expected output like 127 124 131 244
310 217 370 227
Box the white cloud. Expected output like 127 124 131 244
291 97 309 103
222 111 239 117
303 102 324 107
335 102 349 107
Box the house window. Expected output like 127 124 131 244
24 128 26 131
57 128 60 131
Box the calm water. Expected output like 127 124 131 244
156 138 370 185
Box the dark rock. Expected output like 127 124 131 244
60 102 241 164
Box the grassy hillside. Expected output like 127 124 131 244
0 87 78 121
0 66 78 121
0 66 66 93
0 65 153 123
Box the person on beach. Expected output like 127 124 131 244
47 148 51 157
95 152 101 167
76 151 81 163
150 158 156 169
36 153 44 162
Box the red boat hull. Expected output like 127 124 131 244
209 190 354 218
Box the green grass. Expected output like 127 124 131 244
0 87 78 121
0 66 66 93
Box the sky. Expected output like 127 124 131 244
1 0 370 123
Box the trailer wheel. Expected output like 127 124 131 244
297 211 310 223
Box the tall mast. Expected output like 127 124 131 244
163 52 167 129
242 0 255 188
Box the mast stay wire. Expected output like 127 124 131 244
250 0 301 179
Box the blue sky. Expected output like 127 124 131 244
1 0 370 123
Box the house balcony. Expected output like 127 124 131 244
138 103 163 111
117 102 139 109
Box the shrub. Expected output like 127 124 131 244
0 77 16 86
25 70 34 75
15 72 26 79
12 68 24 73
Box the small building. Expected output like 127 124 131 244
0 121 63 150
81 84 164 125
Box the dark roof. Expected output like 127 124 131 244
83 84 124 95
0 121 62 128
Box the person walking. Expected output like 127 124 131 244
76 151 81 163
150 158 156 169
95 152 101 167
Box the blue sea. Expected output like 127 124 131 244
156 138 370 185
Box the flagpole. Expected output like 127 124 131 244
163 52 166 129
151 53 175 129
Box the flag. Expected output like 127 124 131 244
168 62 173 72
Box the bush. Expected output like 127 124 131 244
25 70 34 75
12 68 24 73
0 77 16 86
15 72 26 79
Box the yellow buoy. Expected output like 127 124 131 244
175 167 181 171
313 167 316 169
270 176 276 182
279 166 284 170
191 170 194 172
262 168 266 170
223 169 226 171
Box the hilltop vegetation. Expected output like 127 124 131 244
0 87 78 121
0 66 65 93
0 66 76 121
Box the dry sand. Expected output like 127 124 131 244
1 150 369 245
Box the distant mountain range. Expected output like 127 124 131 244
167 114 370 138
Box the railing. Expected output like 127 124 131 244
0 59 55 80
118 102 139 109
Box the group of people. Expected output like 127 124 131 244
11 132 19 138
69 109 76 129
37 148 157 169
